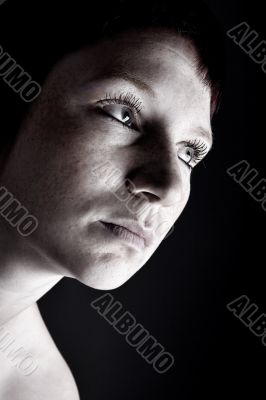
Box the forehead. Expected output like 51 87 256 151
58 28 202 86
48 28 211 136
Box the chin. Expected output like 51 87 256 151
69 259 140 291
76 274 131 291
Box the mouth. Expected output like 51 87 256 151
99 220 153 250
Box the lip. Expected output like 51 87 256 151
99 220 154 249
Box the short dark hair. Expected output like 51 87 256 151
0 0 224 152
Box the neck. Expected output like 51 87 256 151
0 220 62 327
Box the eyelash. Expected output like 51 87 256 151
98 92 142 114
97 92 208 169
183 139 208 169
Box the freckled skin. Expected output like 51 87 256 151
0 28 212 290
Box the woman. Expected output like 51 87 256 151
0 0 224 398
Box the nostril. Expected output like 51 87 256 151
141 191 160 203
126 179 160 202
125 179 134 194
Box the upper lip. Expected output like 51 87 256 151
100 219 154 247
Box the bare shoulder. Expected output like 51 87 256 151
0 303 80 400
39 345 80 400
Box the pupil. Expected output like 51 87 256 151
122 110 131 124
186 148 193 161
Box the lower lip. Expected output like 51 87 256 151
100 221 145 250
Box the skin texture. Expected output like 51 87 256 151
0 27 212 399
0 28 212 295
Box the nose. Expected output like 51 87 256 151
126 140 185 208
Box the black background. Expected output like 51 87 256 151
1 0 266 399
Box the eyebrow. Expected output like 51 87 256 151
91 69 156 97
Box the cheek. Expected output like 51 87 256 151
183 178 191 203
170 179 191 220
179 181 191 217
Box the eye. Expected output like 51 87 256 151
97 92 142 130
178 139 208 170
101 104 135 128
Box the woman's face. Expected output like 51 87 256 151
1 28 212 289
